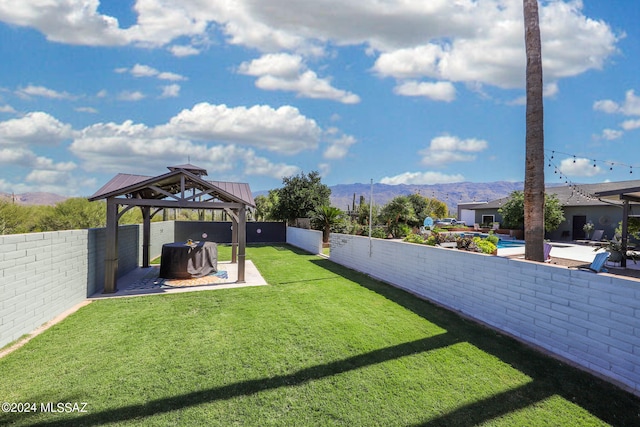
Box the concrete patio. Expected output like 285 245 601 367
90 260 268 299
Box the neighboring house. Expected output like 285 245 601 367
464 180 640 241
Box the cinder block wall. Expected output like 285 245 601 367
0 225 144 349
1 231 90 348
330 233 640 396
286 227 323 254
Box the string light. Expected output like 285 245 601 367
545 149 640 172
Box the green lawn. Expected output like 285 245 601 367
0 244 638 426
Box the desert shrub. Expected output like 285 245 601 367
485 231 499 246
371 227 387 239
456 236 477 251
404 233 426 244
474 237 497 254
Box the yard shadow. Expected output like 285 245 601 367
309 258 640 426
6 335 459 426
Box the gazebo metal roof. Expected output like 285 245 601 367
89 164 254 207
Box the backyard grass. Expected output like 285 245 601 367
0 244 639 426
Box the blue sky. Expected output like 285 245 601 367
0 0 638 196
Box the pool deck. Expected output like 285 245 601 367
497 241 601 262
498 240 640 273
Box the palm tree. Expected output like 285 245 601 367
378 196 417 238
523 0 545 262
312 206 344 243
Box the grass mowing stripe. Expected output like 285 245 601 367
0 244 638 426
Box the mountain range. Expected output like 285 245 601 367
0 192 68 206
3 181 525 212
328 182 524 213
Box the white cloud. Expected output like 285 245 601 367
70 119 301 181
593 99 619 114
0 112 73 145
117 90 145 101
238 53 360 104
594 90 640 116
0 145 78 194
168 44 200 57
160 84 181 98
558 157 603 177
0 1 619 96
69 102 349 179
130 63 158 77
0 0 128 46
119 63 187 81
419 135 488 166
75 106 98 114
16 84 76 100
371 1 617 92
157 71 186 81
243 150 300 179
160 102 323 154
323 134 356 160
380 171 465 185
601 129 623 140
393 80 456 102
0 104 16 113
621 119 640 131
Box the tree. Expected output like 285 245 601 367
272 171 331 223
378 196 417 238
39 198 106 230
523 0 545 261
499 191 564 232
254 190 279 221
407 193 448 225
311 206 344 243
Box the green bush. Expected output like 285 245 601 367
371 227 388 239
404 233 426 244
473 237 497 254
485 232 499 246
456 236 476 251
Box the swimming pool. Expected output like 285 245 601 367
497 240 525 249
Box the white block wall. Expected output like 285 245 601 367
1 230 92 348
286 226 323 254
330 233 640 395
0 224 146 349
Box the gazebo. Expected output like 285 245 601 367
594 184 640 268
89 164 255 293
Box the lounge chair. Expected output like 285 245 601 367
587 229 605 246
544 243 552 262
576 229 605 246
575 251 610 273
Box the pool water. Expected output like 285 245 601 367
497 240 525 249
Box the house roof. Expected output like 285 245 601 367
88 165 255 207
475 180 640 210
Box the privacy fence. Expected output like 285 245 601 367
0 221 285 349
329 233 640 396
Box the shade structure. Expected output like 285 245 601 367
89 164 255 293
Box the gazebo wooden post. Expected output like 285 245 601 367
142 206 151 268
621 199 629 268
231 215 238 264
104 197 119 293
238 205 246 283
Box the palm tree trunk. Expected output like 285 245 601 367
523 0 545 262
